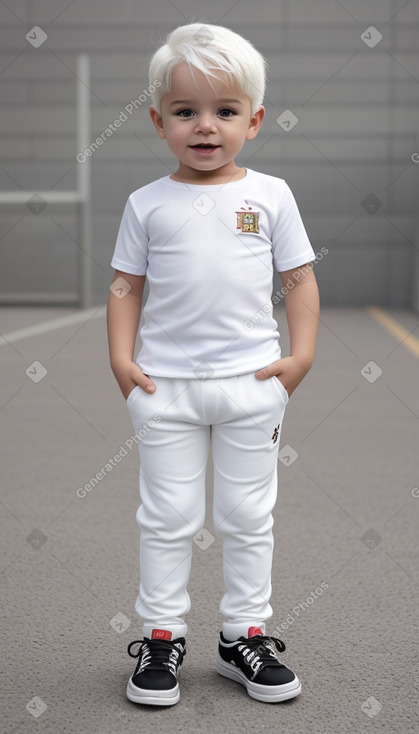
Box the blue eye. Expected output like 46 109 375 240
218 108 236 117
175 109 194 117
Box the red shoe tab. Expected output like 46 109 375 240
151 628 172 640
248 626 263 637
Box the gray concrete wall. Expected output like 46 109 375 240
0 0 418 306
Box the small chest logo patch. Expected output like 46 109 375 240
236 201 259 233
271 424 280 443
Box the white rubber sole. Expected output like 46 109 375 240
216 651 301 703
126 677 180 706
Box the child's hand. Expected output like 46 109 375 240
255 356 312 398
112 359 156 399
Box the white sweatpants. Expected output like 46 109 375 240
126 371 289 641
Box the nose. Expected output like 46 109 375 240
193 113 217 134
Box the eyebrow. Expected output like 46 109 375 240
169 98 243 107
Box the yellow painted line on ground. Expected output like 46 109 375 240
367 306 419 359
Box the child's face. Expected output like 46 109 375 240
150 62 264 181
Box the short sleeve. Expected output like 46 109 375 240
271 182 316 271
110 195 148 275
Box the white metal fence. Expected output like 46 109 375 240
0 55 92 309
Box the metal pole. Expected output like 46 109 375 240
77 54 92 309
411 134 419 313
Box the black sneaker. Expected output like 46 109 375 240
126 628 186 706
216 626 301 703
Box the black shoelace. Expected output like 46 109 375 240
128 638 185 676
237 635 286 678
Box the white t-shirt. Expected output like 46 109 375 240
111 167 316 378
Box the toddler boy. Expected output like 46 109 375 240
107 22 319 706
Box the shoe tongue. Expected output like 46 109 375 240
248 626 263 637
151 628 172 641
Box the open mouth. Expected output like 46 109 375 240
190 144 220 149
190 144 220 156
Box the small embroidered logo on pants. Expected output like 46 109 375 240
272 424 280 443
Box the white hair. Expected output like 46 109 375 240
148 23 267 116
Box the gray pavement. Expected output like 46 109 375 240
1 305 418 734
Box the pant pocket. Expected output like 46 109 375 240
126 385 140 405
271 376 289 404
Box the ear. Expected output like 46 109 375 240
149 106 166 139
246 106 265 141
